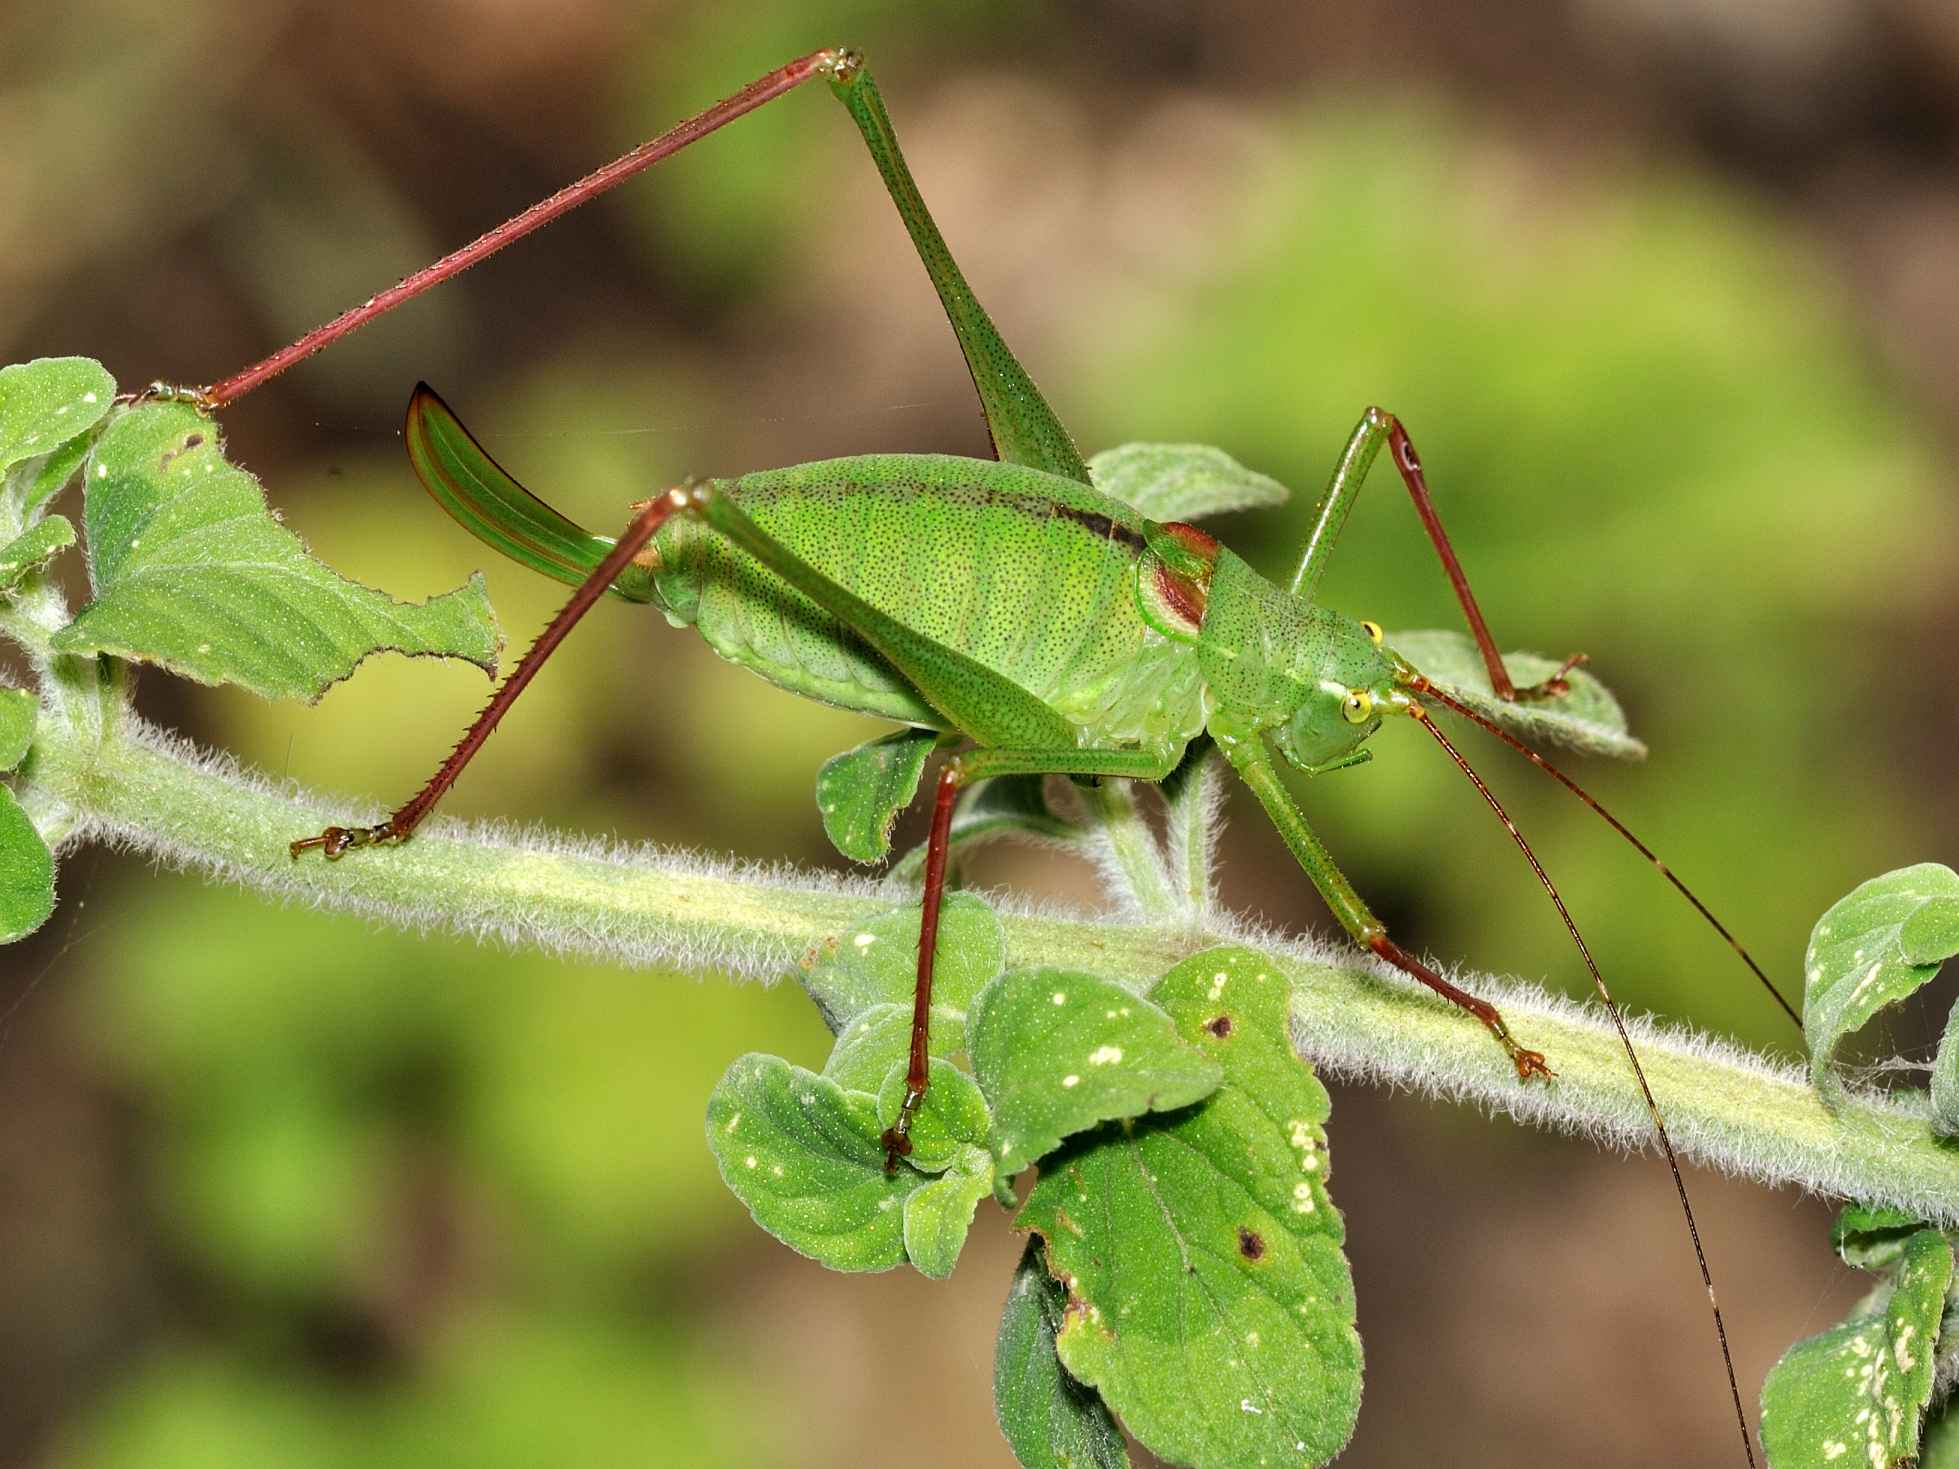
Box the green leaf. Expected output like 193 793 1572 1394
0 785 55 943
1088 443 1290 522
994 1240 1130 1469
890 774 1082 882
901 1143 994 1280
704 1053 913 1273
1761 1227 1951 1469
876 1056 991 1174
1018 947 1361 1469
51 402 501 701
969 967 1222 1176
8 432 95 519
822 1001 967 1094
1388 627 1646 759
1804 864 1959 1104
0 515 76 591
801 892 1004 1033
1935 1009 1959 1139
1833 1204 1929 1270
815 727 939 863
0 688 34 772
0 358 115 475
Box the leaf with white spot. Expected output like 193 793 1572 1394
1088 443 1290 522
816 726 939 863
876 1056 991 1174
968 967 1221 1176
1389 628 1645 759
1760 1227 1951 1469
704 1053 916 1273
1017 947 1361 1469
902 1143 994 1280
0 358 115 477
801 892 1004 1034
994 1240 1130 1469
51 402 501 701
822 1001 967 1094
1803 865 1959 1108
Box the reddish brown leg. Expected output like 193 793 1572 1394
882 760 962 1172
1383 418 1583 703
1367 933 1551 1081
290 486 695 859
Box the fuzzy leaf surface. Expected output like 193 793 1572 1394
1018 947 1361 1468
0 787 54 943
815 726 938 863
0 358 114 475
704 1054 914 1273
1088 443 1290 522
0 688 34 771
800 892 1003 1033
901 1143 994 1279
52 402 501 700
876 1056 991 1174
823 1001 966 1094
0 516 75 591
1389 627 1645 758
9 432 95 519
994 1240 1130 1469
969 966 1221 1176
1803 864 1959 1106
1761 1227 1951 1468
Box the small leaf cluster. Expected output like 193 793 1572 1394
0 357 501 945
706 895 1363 1469
1760 865 1959 1466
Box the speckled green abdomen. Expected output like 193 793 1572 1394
649 453 1208 752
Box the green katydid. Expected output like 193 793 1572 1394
224 47 1802 1462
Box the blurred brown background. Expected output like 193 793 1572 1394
5 0 1959 1464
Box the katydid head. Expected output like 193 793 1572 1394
1272 615 1406 771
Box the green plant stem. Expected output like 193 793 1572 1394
27 711 1959 1223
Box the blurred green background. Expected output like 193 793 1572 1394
5 0 1959 1464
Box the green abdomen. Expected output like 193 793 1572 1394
651 454 1206 751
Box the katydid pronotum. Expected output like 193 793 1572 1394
178 47 1805 1464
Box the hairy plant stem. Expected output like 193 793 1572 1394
23 706 1959 1223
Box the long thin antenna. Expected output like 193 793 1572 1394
1408 701 1757 1466
1409 678 1801 1030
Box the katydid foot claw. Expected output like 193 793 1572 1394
289 821 401 861
880 1084 925 1174
1511 652 1589 703
1509 1045 1554 1082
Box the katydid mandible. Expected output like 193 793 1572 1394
252 48 1790 1462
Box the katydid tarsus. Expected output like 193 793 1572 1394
174 46 1801 1463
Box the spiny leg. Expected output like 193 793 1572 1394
885 742 1181 1171
1210 709 1549 1081
1288 407 1583 702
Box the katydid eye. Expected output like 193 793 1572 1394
1360 620 1383 646
1342 690 1375 723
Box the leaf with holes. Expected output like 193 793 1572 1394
968 967 1221 1176
1803 864 1959 1107
1389 628 1644 759
994 1240 1129 1469
1761 1227 1952 1469
1088 443 1290 522
50 402 501 700
816 726 939 863
800 892 1004 1033
1017 947 1361 1468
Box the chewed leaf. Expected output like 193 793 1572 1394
1804 865 1959 1106
704 1053 912 1273
1017 948 1361 1469
1389 627 1645 759
801 893 1004 1033
0 786 55 943
1088 443 1290 523
816 727 939 863
1760 1227 1951 1469
901 1144 994 1280
969 967 1221 1176
0 688 34 772
876 1056 991 1174
0 357 114 475
0 516 76 592
51 402 501 701
994 1240 1130 1469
